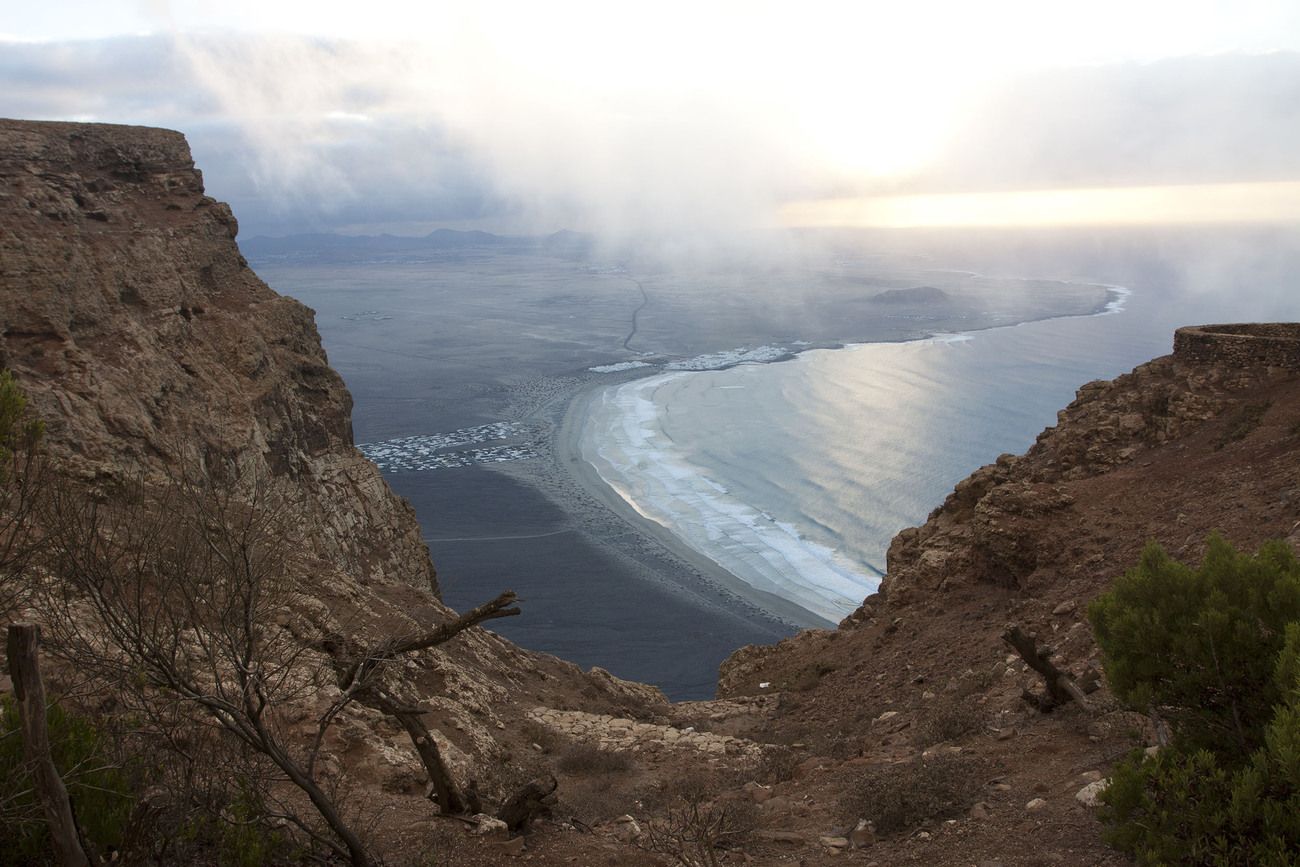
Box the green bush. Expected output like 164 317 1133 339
1089 539 1300 864
0 370 43 475
0 697 135 866
1089 536 1300 761
177 784 301 867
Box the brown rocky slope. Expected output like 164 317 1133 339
715 322 1300 865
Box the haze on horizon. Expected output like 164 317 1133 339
3 1 1299 243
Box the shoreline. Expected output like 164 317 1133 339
552 374 832 629
542 282 1132 627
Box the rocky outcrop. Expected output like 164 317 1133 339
526 707 767 761
0 118 432 591
872 331 1298 597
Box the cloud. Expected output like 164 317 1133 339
1 31 1298 241
0 36 205 121
916 53 1300 194
0 35 503 236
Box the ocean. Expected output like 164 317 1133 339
580 262 1300 625
258 228 1300 696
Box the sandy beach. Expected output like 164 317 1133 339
551 374 833 629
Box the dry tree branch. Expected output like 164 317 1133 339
38 468 376 866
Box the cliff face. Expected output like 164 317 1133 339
0 119 433 591
0 121 663 828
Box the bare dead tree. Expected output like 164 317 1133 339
6 623 93 867
638 795 756 867
320 590 521 815
39 468 376 867
497 774 557 833
0 369 46 621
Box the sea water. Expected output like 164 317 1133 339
580 275 1300 625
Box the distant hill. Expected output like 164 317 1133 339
871 285 951 304
240 227 599 264
541 228 596 258
240 227 515 262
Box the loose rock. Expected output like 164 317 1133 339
849 819 876 848
1076 779 1108 807
611 815 642 842
470 814 510 838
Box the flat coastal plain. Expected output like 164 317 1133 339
252 232 1111 698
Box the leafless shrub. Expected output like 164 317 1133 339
557 743 635 775
639 776 758 867
839 753 989 836
914 697 987 748
35 456 532 863
0 370 46 622
753 745 798 784
559 783 633 826
38 466 378 866
518 718 562 754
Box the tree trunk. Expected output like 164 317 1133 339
391 708 466 814
6 624 93 867
267 739 375 867
1002 624 1093 712
497 775 558 833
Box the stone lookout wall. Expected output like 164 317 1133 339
1173 323 1300 371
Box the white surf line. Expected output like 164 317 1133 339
424 529 573 542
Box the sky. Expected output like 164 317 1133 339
3 1 1300 239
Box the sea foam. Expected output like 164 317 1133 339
578 281 1145 625
581 373 878 623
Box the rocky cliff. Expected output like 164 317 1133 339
874 321 1300 604
0 120 669 861
0 118 432 591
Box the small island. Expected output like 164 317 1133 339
871 285 951 304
